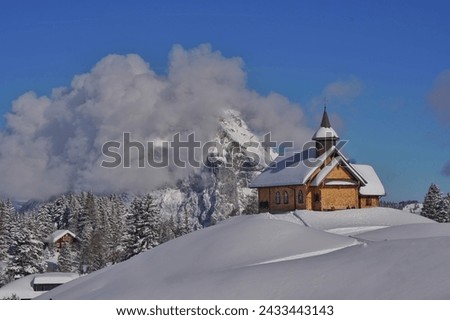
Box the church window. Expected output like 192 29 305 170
275 192 281 204
298 191 304 204
283 191 289 204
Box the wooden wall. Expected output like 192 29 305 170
256 164 380 212
326 165 354 180
359 196 380 208
320 186 359 210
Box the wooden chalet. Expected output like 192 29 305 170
250 108 385 212
44 230 77 249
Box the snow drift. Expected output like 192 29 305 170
38 208 450 300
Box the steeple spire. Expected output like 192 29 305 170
312 105 339 157
320 106 331 128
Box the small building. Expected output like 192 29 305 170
0 272 79 300
44 230 77 249
250 108 385 212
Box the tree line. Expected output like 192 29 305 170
0 192 194 287
420 183 450 223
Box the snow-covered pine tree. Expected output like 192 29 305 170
437 194 450 223
57 244 79 273
0 200 14 286
421 183 444 222
160 215 176 243
89 196 110 271
0 200 12 262
124 195 161 260
107 194 126 264
175 210 192 237
78 192 98 273
5 214 46 281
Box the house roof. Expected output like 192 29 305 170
45 230 76 244
32 273 79 285
0 272 79 299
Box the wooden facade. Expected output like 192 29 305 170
54 233 75 248
257 164 371 212
44 230 77 251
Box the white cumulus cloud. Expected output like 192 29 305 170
0 44 313 200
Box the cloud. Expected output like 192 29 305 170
0 44 313 200
320 76 363 105
442 161 450 177
310 76 363 110
428 70 450 124
309 76 363 134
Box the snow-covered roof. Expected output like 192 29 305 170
249 146 335 188
45 230 76 244
352 164 385 196
250 144 384 197
312 126 339 140
33 273 79 285
310 153 367 187
0 273 79 300
325 180 357 186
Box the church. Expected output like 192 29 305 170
250 108 385 212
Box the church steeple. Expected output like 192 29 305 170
320 106 331 128
312 106 339 157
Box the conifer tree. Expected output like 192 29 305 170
58 244 79 273
5 215 46 280
421 183 444 222
124 195 161 259
108 194 126 263
0 200 12 262
437 194 450 223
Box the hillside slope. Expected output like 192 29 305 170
38 208 450 300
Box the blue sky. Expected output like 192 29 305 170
0 0 449 201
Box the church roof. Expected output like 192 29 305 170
250 106 385 197
312 107 339 140
353 164 386 196
249 146 335 188
250 146 385 197
320 107 331 128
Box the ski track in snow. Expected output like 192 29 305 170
242 242 361 267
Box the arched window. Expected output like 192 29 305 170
298 190 304 204
275 192 281 204
283 191 289 204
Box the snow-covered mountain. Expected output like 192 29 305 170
149 109 274 227
16 110 273 229
38 207 450 300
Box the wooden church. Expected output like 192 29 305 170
250 108 385 212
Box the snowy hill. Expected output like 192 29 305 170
402 202 423 214
296 207 432 235
38 207 450 300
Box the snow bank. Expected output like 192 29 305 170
38 213 357 299
355 223 450 241
38 209 449 300
296 207 434 235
